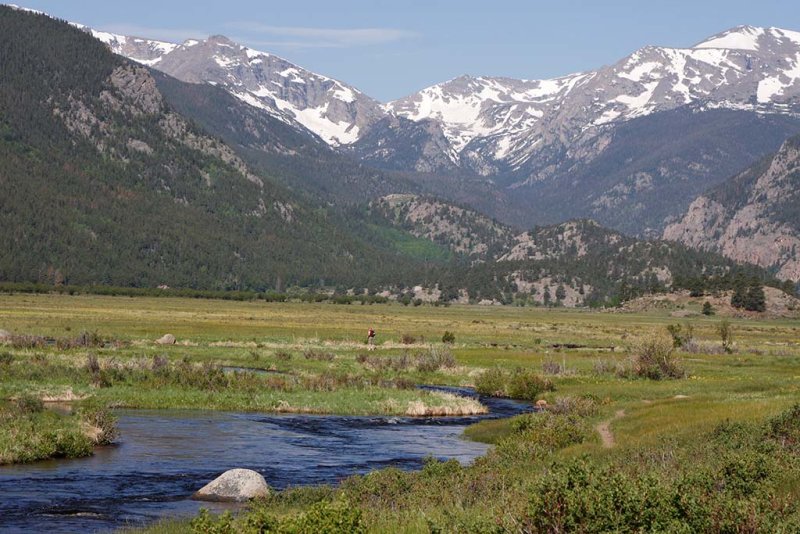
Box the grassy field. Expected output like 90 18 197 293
2 292 800 531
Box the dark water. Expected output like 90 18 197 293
0 387 531 533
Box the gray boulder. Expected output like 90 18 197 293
155 334 176 345
0 329 10 340
193 468 269 502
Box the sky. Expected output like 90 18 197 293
13 0 800 102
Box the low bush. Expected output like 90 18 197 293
549 395 599 417
274 350 292 361
6 334 47 349
666 322 694 349
475 367 553 400
542 359 566 375
303 349 335 362
78 405 119 445
190 499 365 534
13 394 44 414
475 367 506 397
629 333 685 380
507 369 552 401
414 348 455 372
441 331 456 344
400 334 416 345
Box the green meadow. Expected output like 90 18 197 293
2 292 800 531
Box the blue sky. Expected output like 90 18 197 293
15 0 800 101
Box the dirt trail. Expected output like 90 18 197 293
597 410 625 448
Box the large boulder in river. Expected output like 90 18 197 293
192 469 270 502
155 334 176 345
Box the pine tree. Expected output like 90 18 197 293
744 284 766 312
731 282 747 309
702 301 714 316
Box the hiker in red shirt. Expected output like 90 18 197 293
367 327 376 350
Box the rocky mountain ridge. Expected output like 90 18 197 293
664 135 800 281
65 15 800 235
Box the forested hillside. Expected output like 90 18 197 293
0 7 420 290
0 7 787 306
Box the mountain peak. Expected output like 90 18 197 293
206 34 237 46
694 25 800 51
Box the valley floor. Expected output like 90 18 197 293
2 293 800 531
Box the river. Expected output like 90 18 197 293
0 387 530 533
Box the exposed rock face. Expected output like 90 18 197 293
193 468 270 502
664 136 800 281
155 334 176 345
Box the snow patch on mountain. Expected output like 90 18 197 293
695 25 765 50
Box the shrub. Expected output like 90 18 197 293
549 395 599 417
7 334 47 349
475 368 506 396
441 331 456 344
718 319 734 353
767 403 800 451
85 354 101 374
0 351 13 365
542 359 566 375
508 369 553 401
284 500 366 534
400 334 416 345
274 350 292 361
13 394 44 414
57 331 104 350
79 405 119 445
303 349 335 361
191 509 235 534
702 301 715 316
415 348 455 372
50 429 93 459
630 333 685 380
666 323 694 348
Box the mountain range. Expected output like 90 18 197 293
0 4 796 303
80 20 800 236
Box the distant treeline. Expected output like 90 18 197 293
0 282 391 305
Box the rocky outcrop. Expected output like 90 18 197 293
155 334 176 345
193 468 270 502
664 136 800 281
372 194 515 260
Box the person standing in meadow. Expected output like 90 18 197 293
367 327 376 350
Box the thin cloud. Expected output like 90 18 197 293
226 21 417 48
100 23 207 44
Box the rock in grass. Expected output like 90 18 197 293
0 329 10 340
155 334 176 345
192 469 269 502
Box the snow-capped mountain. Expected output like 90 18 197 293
77 20 800 169
59 12 800 233
80 29 384 146
384 26 800 178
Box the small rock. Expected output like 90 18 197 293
535 399 548 408
0 329 10 340
193 468 269 502
155 334 176 345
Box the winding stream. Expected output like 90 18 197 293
0 387 531 533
